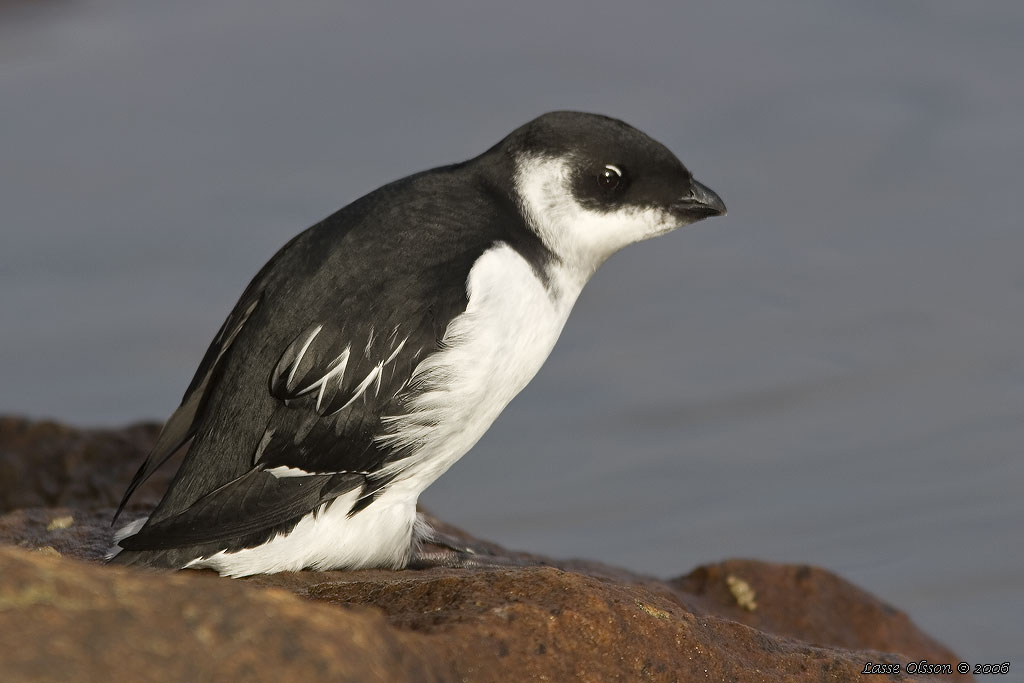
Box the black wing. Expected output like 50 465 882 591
115 161 550 554
116 470 362 550
112 288 262 523
117 311 443 551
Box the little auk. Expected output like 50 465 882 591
109 111 726 576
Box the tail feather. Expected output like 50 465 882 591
108 518 225 570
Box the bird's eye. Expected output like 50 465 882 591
598 164 627 194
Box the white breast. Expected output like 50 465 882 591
378 243 584 495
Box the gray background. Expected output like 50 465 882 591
2 0 1021 663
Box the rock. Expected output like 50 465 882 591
0 507 120 560
0 546 453 683
672 560 957 660
0 416 171 513
0 417 969 682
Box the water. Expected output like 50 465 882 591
2 0 1021 663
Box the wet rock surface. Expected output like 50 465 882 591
0 416 967 682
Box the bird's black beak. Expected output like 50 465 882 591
672 179 727 221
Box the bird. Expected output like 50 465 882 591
108 111 726 576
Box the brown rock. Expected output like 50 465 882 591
0 417 969 682
672 560 957 660
0 546 453 683
0 416 171 513
0 507 120 560
288 566 942 682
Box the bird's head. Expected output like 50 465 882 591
495 111 726 276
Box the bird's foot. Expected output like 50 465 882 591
411 516 546 569
419 528 503 557
408 548 545 570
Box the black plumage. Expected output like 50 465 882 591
113 153 551 564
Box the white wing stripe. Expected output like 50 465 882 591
283 331 409 409
312 347 351 411
286 325 324 391
384 337 408 365
337 365 383 412
265 465 371 478
365 326 376 355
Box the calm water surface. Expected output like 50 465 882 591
2 0 1021 662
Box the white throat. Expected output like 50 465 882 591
514 155 679 278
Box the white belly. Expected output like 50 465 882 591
189 244 583 575
186 487 421 576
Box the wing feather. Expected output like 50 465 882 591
117 469 361 549
112 293 262 522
